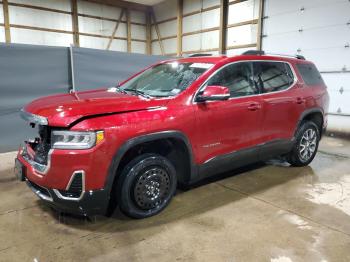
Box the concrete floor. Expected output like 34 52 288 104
0 137 349 262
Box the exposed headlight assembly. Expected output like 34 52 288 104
51 130 104 149
20 109 48 125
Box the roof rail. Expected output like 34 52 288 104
295 55 306 60
242 50 265 55
263 52 306 60
241 50 306 60
188 53 213 57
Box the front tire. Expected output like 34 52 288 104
287 121 320 167
117 153 177 219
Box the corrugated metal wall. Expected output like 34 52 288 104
1 0 261 57
9 0 73 46
77 1 146 53
0 0 147 54
151 0 260 56
0 3 5 42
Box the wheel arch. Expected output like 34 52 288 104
296 108 324 137
104 131 197 197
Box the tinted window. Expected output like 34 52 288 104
206 62 258 97
253 62 294 93
296 63 324 86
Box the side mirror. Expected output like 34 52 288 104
196 85 230 102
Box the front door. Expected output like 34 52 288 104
194 61 263 176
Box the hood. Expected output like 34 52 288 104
23 89 170 127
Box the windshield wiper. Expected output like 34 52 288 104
123 88 152 99
115 84 128 94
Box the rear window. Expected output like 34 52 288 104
296 63 324 86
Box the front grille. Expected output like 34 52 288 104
33 142 51 165
26 125 52 166
58 172 84 199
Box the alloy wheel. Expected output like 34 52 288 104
299 128 317 162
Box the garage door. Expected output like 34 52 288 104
262 0 350 115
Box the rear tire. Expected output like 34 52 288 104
117 153 177 219
287 121 320 167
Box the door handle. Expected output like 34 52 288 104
296 97 305 104
247 103 260 111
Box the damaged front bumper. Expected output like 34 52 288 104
15 142 109 216
24 176 108 216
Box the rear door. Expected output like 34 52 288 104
253 61 304 158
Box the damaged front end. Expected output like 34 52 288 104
16 109 110 216
19 110 53 175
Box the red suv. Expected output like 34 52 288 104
15 51 329 218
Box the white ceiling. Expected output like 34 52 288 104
126 0 165 5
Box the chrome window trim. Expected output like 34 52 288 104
192 60 298 104
20 109 48 125
53 170 85 201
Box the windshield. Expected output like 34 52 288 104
119 62 213 97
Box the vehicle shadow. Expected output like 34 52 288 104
38 158 316 234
